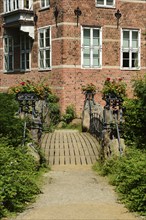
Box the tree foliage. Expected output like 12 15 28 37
0 93 23 146
123 75 146 148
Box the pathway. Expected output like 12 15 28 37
12 130 141 220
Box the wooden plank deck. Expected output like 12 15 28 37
41 130 100 165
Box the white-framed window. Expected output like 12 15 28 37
40 0 50 9
81 27 102 69
4 36 14 72
20 35 31 71
121 29 140 70
3 0 33 12
23 0 30 9
96 0 115 7
38 26 51 70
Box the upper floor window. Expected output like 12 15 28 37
41 0 50 9
121 29 140 70
96 0 115 7
23 0 30 9
81 27 102 69
38 27 51 70
4 36 14 72
3 0 33 12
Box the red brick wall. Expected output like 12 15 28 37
0 0 146 116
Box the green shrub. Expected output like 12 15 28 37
62 105 76 124
94 148 146 215
0 139 41 218
0 93 23 146
123 75 146 148
94 75 146 216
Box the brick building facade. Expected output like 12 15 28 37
0 0 146 116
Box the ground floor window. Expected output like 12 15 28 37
38 26 51 70
20 34 31 71
4 36 14 72
121 29 140 70
4 33 31 72
81 27 102 68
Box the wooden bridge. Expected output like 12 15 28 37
41 130 100 165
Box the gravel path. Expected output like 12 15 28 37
12 165 141 220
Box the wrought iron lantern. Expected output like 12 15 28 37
34 12 38 26
115 9 122 28
74 7 82 27
54 6 59 27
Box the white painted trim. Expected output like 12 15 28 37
103 39 120 42
103 66 120 69
103 25 117 29
52 22 77 27
52 65 145 69
52 37 80 41
120 0 146 3
52 65 81 69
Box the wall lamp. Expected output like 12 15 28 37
54 6 59 27
115 9 122 28
74 7 82 27
33 12 38 26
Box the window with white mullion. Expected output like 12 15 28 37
4 0 6 12
4 36 14 72
82 27 101 68
23 0 30 9
96 0 115 7
39 50 45 69
83 47 91 67
4 0 10 12
38 27 51 70
20 35 31 71
90 31 95 68
3 0 33 12
41 0 50 8
121 29 140 69
13 0 19 10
